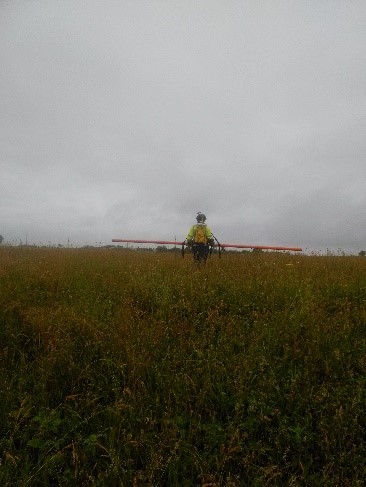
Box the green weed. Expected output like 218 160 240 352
0 248 366 485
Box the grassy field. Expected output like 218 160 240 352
0 247 366 486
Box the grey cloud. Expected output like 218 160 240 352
1 1 366 251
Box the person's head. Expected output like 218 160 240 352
196 212 206 223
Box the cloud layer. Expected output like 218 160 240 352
1 1 366 252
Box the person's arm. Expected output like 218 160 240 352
206 226 214 245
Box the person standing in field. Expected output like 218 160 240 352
185 212 215 263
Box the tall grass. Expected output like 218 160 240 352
1 247 366 485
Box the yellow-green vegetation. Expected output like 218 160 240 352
1 247 366 486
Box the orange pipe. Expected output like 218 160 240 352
220 243 302 251
112 239 184 245
112 239 302 252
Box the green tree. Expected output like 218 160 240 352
0 235 3 244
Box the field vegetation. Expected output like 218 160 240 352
0 247 366 485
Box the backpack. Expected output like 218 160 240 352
193 224 208 244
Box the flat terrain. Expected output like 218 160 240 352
1 247 365 485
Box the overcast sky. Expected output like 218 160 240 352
1 1 365 253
